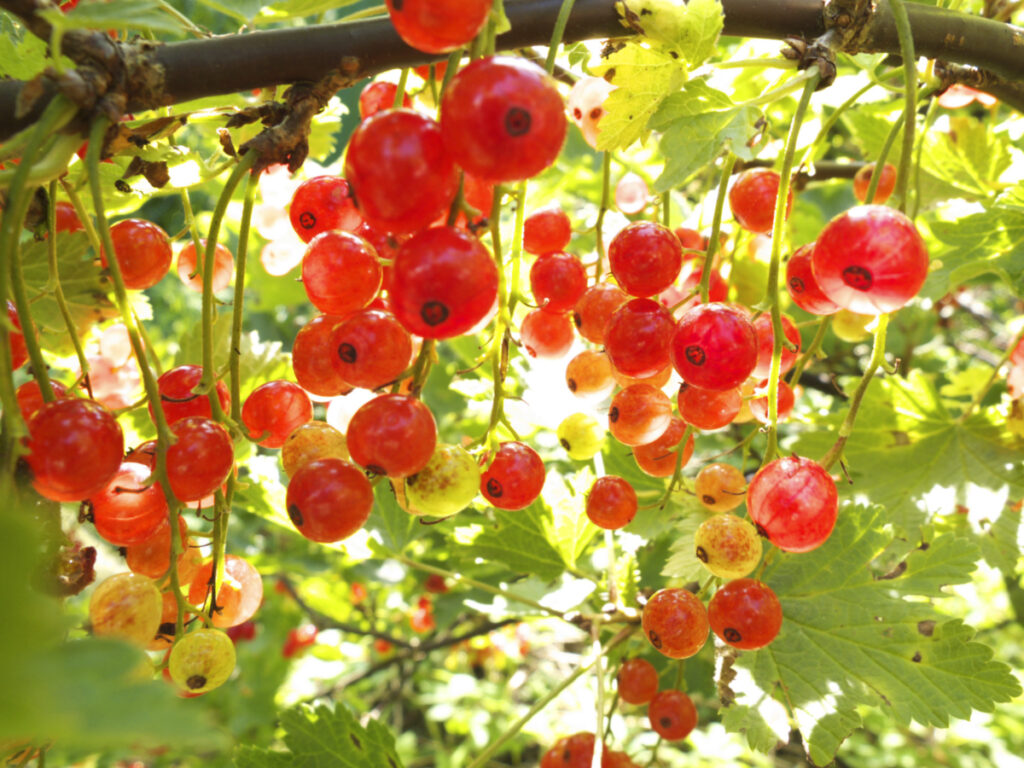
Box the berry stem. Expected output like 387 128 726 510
820 313 890 471
911 96 941 220
700 153 736 303
593 612 606 768
595 151 611 279
957 323 1024 424
764 74 818 464
889 0 917 213
392 68 410 108
543 0 578 75
465 624 637 768
864 110 904 207
229 166 258 425
8 214 55 401
786 315 829 386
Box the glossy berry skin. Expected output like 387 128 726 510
557 412 605 461
359 81 411 120
441 56 566 183
609 222 683 298
524 207 572 255
831 308 873 343
330 309 412 390
287 457 373 542
289 176 361 243
586 475 637 529
16 379 68 422
750 378 796 424
786 243 840 315
729 168 792 234
617 658 659 705
189 554 263 628
89 572 162 647
648 689 698 741
677 383 741 431
747 456 838 552
708 578 783 650
177 240 233 294
811 205 929 315
694 463 747 513
572 283 628 345
608 384 672 447
281 420 348 478
480 441 545 510
604 298 675 378
302 231 382 317
6 300 27 369
292 315 349 397
565 350 614 399
633 416 694 477
166 417 234 503
671 303 757 391
405 443 480 517
54 201 84 233
520 308 574 358
346 109 458 235
853 162 897 204
540 732 596 768
26 398 123 502
385 0 492 53
642 588 709 659
530 252 587 313
752 313 801 379
168 628 236 694
125 516 191 580
150 365 231 426
105 219 173 290
695 513 762 579
390 226 498 339
242 380 313 448
347 394 437 478
91 462 168 546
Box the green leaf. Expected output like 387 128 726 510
256 0 361 22
591 45 686 151
927 200 1024 298
174 316 290 397
465 503 566 581
234 703 404 768
725 504 1021 766
195 0 266 24
0 15 49 80
616 0 723 67
661 504 714 584
367 481 421 554
39 0 189 34
546 465 600 570
790 371 1024 530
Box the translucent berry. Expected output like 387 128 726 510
573 283 628 345
105 219 173 290
521 309 574 358
565 350 615 399
302 230 382 317
242 380 313 449
831 308 873 342
694 463 747 513
151 365 230 426
617 658 659 705
608 384 672 447
168 629 236 694
609 222 683 298
385 0 492 54
647 689 698 741
604 297 675 379
292 315 350 397
750 378 796 424
346 394 437 478
359 81 411 120
567 75 616 149
523 207 572 255
89 572 162 647
853 162 897 204
177 240 234 294
479 441 545 510
708 578 783 650
747 456 838 552
282 624 319 658
585 475 637 529
615 172 649 214
6 300 27 369
286 457 374 542
166 417 234 503
729 168 792 234
671 303 757 391
633 417 693 477
612 364 672 391
125 516 192 581
188 554 263 628
557 413 605 461
54 201 84 233
540 732 596 768
786 243 840 316
752 313 800 379
677 384 741 431
405 443 481 517
281 420 349 478
16 379 68 422
289 176 362 243
530 251 587 313
90 462 168 546
642 588 709 659
694 513 762 579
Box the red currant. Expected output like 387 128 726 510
747 456 837 552
633 416 694 478
125 516 192 581
242 380 313 449
330 309 413 390
359 81 411 120
479 441 545 511
105 219 173 290
604 298 675 378
90 462 168 546
565 350 615 399
811 205 929 315
729 168 793 234
177 240 234 294
530 252 587 313
302 231 382 317
389 226 498 339
385 0 492 54
520 308 574 358
188 554 263 628
749 378 796 424
286 457 373 542
617 658 659 705
694 463 747 513
708 578 783 650
642 588 709 659
166 417 234 503
345 109 458 235
573 283 628 345
752 313 801 379
673 227 706 250
585 475 638 529
523 206 572 255
609 221 683 298
647 689 698 741
853 162 897 204
346 394 437 478
608 384 672 447
441 56 566 183
282 624 319 658
16 379 68 422
540 732 596 768
54 201 84 233
292 315 350 397
289 176 361 243
786 243 840 315
6 300 27 369
677 383 741 431
671 303 757 391
150 365 231 426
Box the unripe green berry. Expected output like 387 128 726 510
169 628 236 694
405 443 481 517
694 514 762 579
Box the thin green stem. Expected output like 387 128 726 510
719 57 797 70
156 0 205 36
392 68 410 108
543 0 577 75
230 170 258 424
820 314 890 471
661 190 671 228
595 152 611 280
9 228 54 400
46 181 91 392
739 70 818 109
888 0 917 212
700 154 736 303
787 316 829 386
865 111 906 206
507 181 527 316
911 97 940 220
764 75 818 464
958 324 1024 423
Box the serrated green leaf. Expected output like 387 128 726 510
617 0 723 67
651 105 761 192
546 465 600 569
467 504 566 581
367 481 421 554
174 316 289 395
725 504 1021 766
790 371 1024 530
661 504 714 583
40 0 188 34
591 45 686 151
234 703 404 768
0 15 50 80
927 201 1024 298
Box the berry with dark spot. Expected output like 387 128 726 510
647 689 698 741
479 441 545 511
708 578 782 650
285 457 373 542
642 588 709 659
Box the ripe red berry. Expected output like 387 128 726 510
289 176 361 243
301 231 382 317
540 732 596 768
6 300 27 369
26 398 123 502
750 378 796 424
677 383 741 430
54 201 84 233
166 417 234 503
330 309 413 390
188 554 262 628
479 441 545 511
16 379 69 422
673 227 706 250
242 380 313 449
359 81 411 120
523 207 572 255
708 578 783 650
811 205 929 315
105 219 173 290
604 298 675 379
150 365 231 426
565 350 615 399
389 226 498 339
346 394 437 478
90 462 168 546
441 56 566 183
286 457 373 542
633 416 694 477
530 252 587 313
608 384 672 447
585 475 638 529
747 456 838 552
729 168 793 234
409 596 435 633
282 624 319 658
642 588 709 659
177 240 234 294
752 313 801 379
786 243 840 315
520 308 574 358
424 573 449 594
573 283 628 345
853 162 897 204
671 303 757 391
125 516 192 580
617 658 659 705
292 315 350 397
385 0 492 54
694 464 748 515
609 221 683 298
647 689 698 741
345 109 458 235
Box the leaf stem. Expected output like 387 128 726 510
888 0 917 212
958 324 1024 423
700 154 736 303
229 168 258 424
543 0 577 75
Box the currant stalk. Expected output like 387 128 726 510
47 181 91 392
595 152 611 279
889 0 917 212
700 153 736 304
958 324 1024 423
